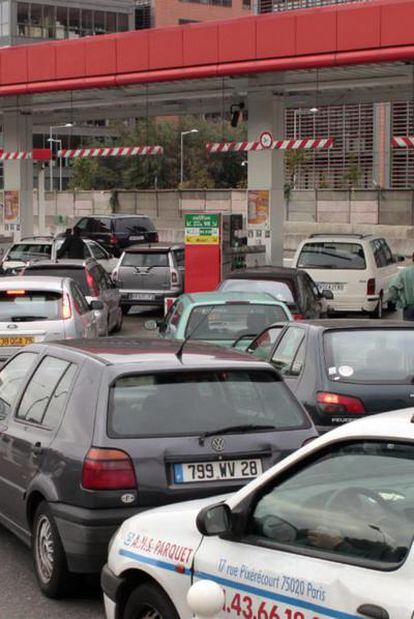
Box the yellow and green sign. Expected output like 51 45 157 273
185 213 220 245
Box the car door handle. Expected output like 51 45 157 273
357 604 389 619
31 442 43 456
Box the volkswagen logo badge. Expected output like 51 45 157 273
7 323 17 329
211 437 226 452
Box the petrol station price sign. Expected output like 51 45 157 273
185 213 220 245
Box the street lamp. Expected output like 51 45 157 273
47 138 63 191
180 129 198 185
49 123 73 191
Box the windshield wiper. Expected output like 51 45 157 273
11 316 49 322
198 424 277 445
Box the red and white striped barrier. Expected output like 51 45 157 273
58 146 164 159
392 136 414 148
0 148 52 161
206 137 334 153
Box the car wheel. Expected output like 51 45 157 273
32 502 69 598
387 300 396 312
370 294 383 319
121 306 130 316
112 310 123 333
124 583 180 619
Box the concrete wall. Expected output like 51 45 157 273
30 188 414 257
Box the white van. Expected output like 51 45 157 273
292 234 403 316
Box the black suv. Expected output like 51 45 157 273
74 214 158 255
0 338 315 597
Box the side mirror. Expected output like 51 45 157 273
90 300 105 311
321 289 334 300
144 319 159 331
196 503 232 536
396 254 405 263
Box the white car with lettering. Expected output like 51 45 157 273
102 409 414 619
292 234 404 316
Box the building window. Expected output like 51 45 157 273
259 0 365 13
135 2 151 30
391 102 414 190
178 18 200 24
179 0 232 5
243 0 251 7
16 4 131 39
0 1 9 37
285 104 374 190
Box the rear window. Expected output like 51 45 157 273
108 370 308 437
324 329 414 383
115 217 155 234
298 242 366 270
220 279 295 305
25 267 88 295
7 243 52 262
0 290 62 321
186 303 288 341
121 252 169 268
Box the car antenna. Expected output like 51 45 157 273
176 305 215 363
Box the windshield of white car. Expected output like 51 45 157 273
220 279 295 305
298 242 366 270
324 329 414 383
185 303 288 341
0 291 62 321
7 243 52 262
108 370 308 437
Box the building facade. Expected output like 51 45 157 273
136 0 250 29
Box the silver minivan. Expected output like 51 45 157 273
0 276 100 360
112 244 184 314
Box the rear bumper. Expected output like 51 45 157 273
120 290 181 307
50 502 145 574
329 296 379 313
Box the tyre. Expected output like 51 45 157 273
124 583 180 619
121 306 130 316
387 300 396 313
32 502 70 598
112 310 123 333
370 294 383 319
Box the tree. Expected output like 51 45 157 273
68 115 248 190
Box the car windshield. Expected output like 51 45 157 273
324 329 414 383
26 267 88 295
0 290 62 321
220 279 295 305
108 370 308 437
121 252 169 268
7 243 52 262
115 217 155 233
298 242 366 270
185 303 288 341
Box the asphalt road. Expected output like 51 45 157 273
0 306 162 619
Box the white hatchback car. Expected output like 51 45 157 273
292 234 404 316
103 409 414 619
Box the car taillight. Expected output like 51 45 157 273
82 448 136 490
86 271 99 296
293 313 304 320
153 232 159 242
110 234 119 246
317 392 366 414
367 278 376 295
171 269 179 286
61 292 72 320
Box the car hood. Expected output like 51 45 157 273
109 494 230 573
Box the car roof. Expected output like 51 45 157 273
278 319 414 330
225 266 301 279
124 243 184 253
0 276 67 290
11 238 54 245
302 234 376 242
36 337 274 368
24 258 97 268
180 291 286 305
79 214 150 219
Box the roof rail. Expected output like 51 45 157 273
20 235 55 241
309 233 372 239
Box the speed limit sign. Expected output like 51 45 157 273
259 131 273 149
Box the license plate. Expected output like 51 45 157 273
173 459 262 483
0 336 35 347
130 235 144 241
129 293 155 301
318 282 344 291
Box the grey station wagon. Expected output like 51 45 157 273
0 338 316 598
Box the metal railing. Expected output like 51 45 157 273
258 0 369 13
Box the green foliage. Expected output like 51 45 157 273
69 116 248 190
